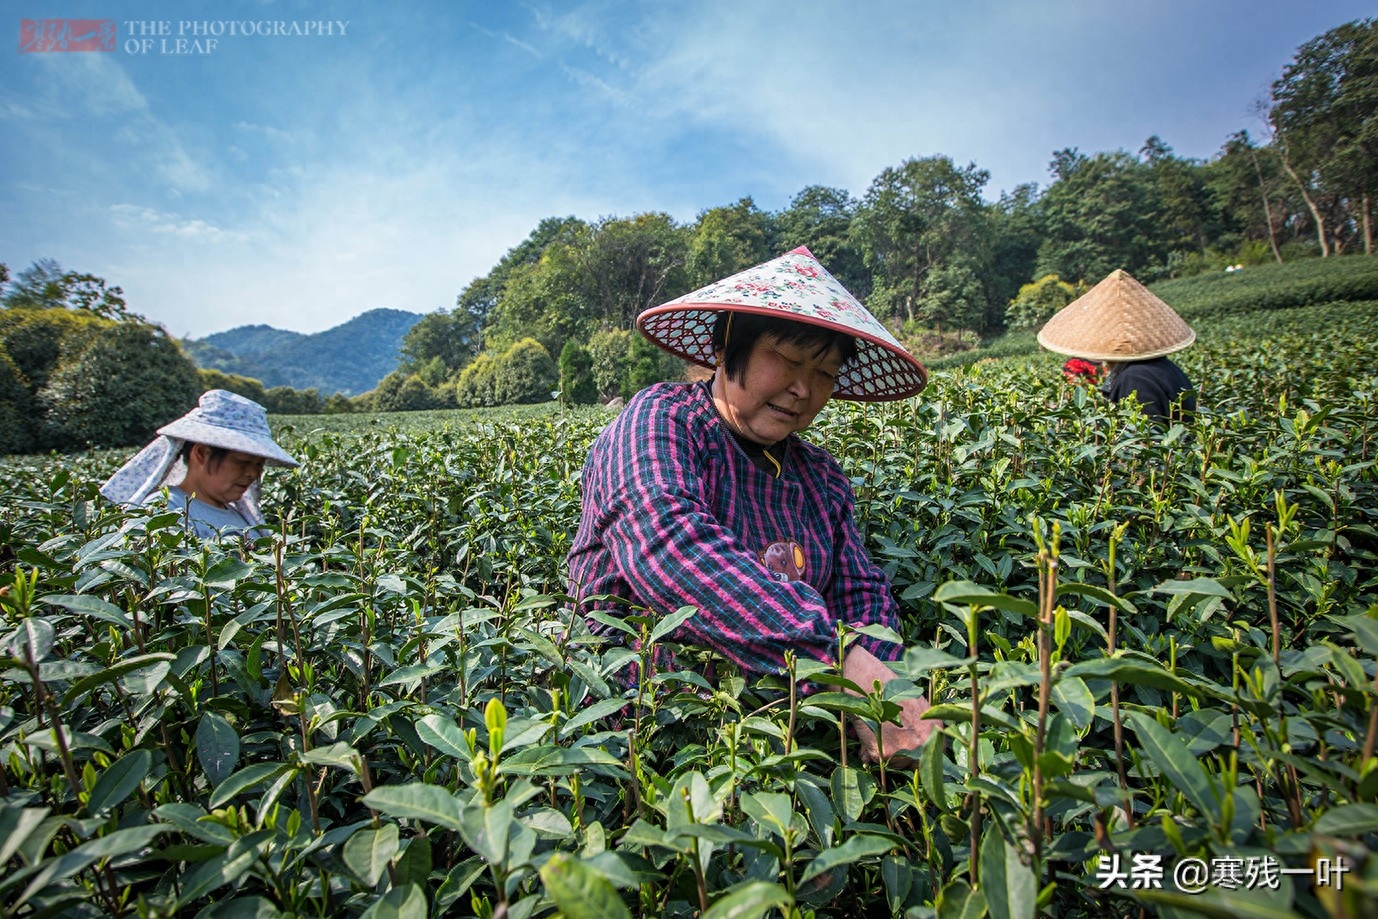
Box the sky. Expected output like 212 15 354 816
1 1 1371 340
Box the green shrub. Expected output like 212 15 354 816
456 353 499 407
1004 274 1082 330
0 307 102 393
558 340 598 404
494 338 558 405
0 348 34 454
373 371 437 413
38 322 201 449
588 328 631 401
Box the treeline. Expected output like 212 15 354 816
0 259 336 454
381 17 1375 405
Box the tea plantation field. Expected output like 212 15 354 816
1 260 1377 917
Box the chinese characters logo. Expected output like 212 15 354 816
20 19 116 52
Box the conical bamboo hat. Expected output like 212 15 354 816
637 246 927 401
1037 269 1195 361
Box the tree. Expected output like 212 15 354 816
198 368 269 405
399 309 482 378
458 216 589 339
1034 149 1163 282
623 334 680 398
1268 18 1378 255
0 307 102 394
1005 274 1081 330
852 156 992 328
912 261 986 340
1 258 134 320
588 329 631 401
985 183 1046 327
775 186 869 298
39 322 201 449
686 197 775 289
577 213 690 332
493 338 558 405
558 340 598 405
1207 131 1288 262
483 241 595 358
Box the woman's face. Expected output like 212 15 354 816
182 445 266 509
712 334 842 444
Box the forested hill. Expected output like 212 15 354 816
182 308 423 396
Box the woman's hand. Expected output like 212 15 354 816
843 645 939 765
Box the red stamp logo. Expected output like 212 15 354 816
19 19 116 52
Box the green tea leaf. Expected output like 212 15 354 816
343 823 400 888
87 749 151 815
539 851 633 919
196 712 240 788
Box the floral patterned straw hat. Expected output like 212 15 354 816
1038 269 1195 362
636 245 927 401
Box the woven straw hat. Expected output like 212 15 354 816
1037 269 1195 361
637 246 927 400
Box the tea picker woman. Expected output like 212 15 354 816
567 246 938 762
100 389 298 540
1038 269 1197 424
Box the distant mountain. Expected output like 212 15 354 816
183 308 423 396
202 324 306 357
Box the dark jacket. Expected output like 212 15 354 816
1103 357 1196 423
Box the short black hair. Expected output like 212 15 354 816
712 312 857 385
179 441 231 471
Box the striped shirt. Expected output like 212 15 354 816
567 379 903 677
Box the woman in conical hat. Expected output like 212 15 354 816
100 389 298 540
567 246 937 762
1038 269 1197 423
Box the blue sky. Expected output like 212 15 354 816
1 1 1370 339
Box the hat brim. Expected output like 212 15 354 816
157 418 298 467
638 304 928 401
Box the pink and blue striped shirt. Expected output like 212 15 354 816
567 380 903 677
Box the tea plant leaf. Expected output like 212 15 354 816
666 771 721 831
196 712 240 788
539 851 633 919
1313 803 1378 836
795 779 836 847
343 823 400 888
882 856 913 916
393 833 433 889
38 594 132 628
415 714 472 760
0 805 50 865
702 881 792 919
1050 676 1095 730
60 653 177 707
499 745 627 777
831 767 875 823
933 581 1039 617
740 792 794 839
300 741 361 773
901 646 976 674
979 825 1036 919
4 618 54 664
175 830 273 909
86 749 151 815
650 605 699 643
1126 712 1220 822
1328 613 1378 657
357 882 427 919
920 732 954 813
560 696 631 737
1055 582 1135 615
362 783 466 832
936 878 986 919
798 833 894 884
1061 657 1204 698
205 558 255 588
199 896 281 918
209 763 296 809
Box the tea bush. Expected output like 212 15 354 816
0 297 1376 917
